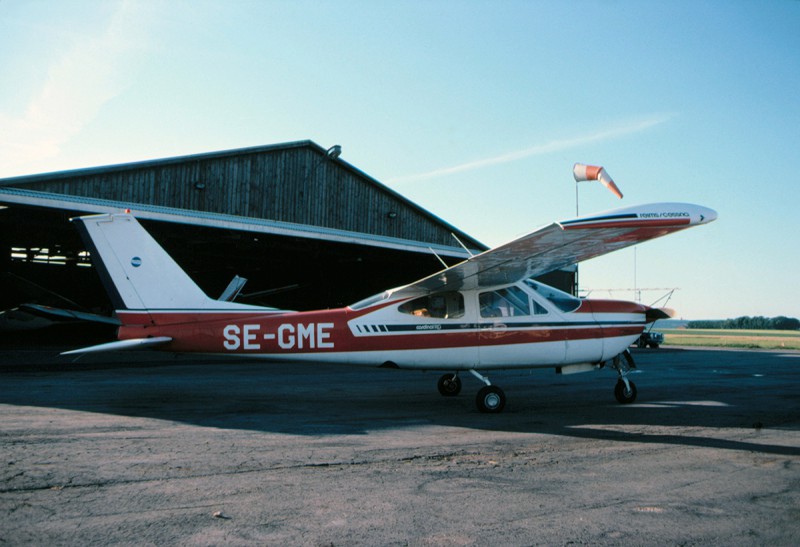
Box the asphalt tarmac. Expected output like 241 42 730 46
1 346 799 545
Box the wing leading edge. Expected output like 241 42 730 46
391 202 716 297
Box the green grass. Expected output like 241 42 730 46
659 329 800 350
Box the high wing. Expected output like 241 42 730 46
391 202 716 297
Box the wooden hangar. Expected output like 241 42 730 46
0 141 491 322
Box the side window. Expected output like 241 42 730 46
398 292 465 319
531 299 549 315
479 286 531 318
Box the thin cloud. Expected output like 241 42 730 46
387 114 674 184
0 1 147 177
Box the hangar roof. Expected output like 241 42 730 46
0 141 486 258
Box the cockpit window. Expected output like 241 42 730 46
479 286 531 318
398 292 464 319
524 278 581 313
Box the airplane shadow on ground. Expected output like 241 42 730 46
1 348 799 456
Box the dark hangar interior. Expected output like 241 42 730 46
0 140 573 337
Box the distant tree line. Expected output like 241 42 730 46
688 316 800 330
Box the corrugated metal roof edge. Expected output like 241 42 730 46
0 187 479 259
0 140 487 251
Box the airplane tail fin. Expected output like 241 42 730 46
74 213 261 324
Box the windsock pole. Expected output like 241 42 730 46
571 163 624 295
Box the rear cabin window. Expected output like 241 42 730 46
398 292 465 319
479 286 531 318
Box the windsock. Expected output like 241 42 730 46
573 163 623 199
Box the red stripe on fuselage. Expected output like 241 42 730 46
575 300 648 314
477 325 642 347
117 307 645 355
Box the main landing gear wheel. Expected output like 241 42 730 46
437 374 462 397
614 379 637 404
476 385 506 413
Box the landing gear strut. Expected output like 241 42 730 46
611 350 637 404
436 370 506 413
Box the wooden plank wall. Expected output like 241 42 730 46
20 147 466 247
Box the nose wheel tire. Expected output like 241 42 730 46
614 379 637 404
476 385 506 413
437 374 462 397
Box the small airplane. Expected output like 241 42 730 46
61 175 716 412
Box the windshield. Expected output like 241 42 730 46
524 278 581 313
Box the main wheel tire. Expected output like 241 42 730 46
437 374 462 397
614 379 637 404
476 385 506 413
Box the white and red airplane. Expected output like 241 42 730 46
63 197 716 413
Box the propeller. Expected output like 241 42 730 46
573 163 623 199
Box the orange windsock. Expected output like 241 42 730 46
572 163 623 199
573 163 603 182
597 168 623 199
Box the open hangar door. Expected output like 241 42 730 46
0 202 462 318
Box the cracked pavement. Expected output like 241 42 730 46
2 347 799 545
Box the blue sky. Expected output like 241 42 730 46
1 1 798 319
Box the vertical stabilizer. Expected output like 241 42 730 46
74 214 253 313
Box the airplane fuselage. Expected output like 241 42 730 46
115 280 647 371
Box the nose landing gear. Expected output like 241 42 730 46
614 378 637 404
611 350 638 404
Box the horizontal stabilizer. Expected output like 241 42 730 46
218 275 248 302
21 304 121 326
61 336 172 356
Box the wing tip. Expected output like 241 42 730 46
563 202 717 229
